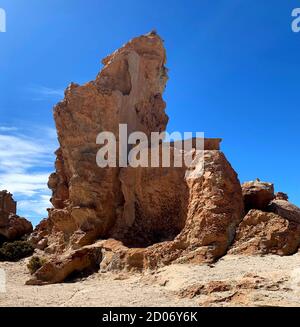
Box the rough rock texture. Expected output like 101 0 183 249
242 180 275 212
28 33 245 284
143 150 243 268
0 191 33 242
229 209 300 255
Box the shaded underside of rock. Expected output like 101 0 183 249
242 180 275 212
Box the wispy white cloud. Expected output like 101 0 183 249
0 132 55 174
0 125 58 225
0 126 18 132
18 194 51 219
0 173 50 196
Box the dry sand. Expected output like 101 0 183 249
1 253 300 307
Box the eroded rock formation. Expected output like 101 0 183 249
28 32 300 285
28 32 245 284
0 191 33 242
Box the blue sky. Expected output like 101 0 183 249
0 0 299 225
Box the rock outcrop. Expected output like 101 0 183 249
28 32 245 284
275 192 289 201
28 32 300 285
0 191 33 242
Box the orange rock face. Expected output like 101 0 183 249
27 33 300 285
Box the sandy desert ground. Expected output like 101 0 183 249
1 254 300 307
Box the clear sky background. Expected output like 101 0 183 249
0 0 299 225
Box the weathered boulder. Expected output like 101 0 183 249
143 150 244 267
242 180 275 212
229 209 300 256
